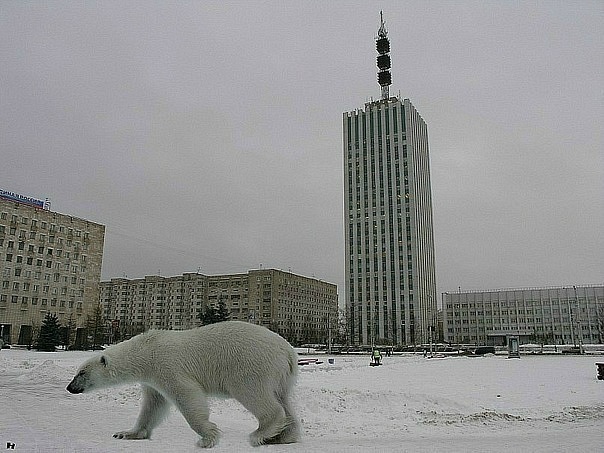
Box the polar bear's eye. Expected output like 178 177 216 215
78 370 86 377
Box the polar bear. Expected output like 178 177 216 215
66 321 300 448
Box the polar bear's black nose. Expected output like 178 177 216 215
66 381 83 394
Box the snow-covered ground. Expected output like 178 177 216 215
1 349 603 452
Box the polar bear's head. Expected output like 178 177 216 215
66 354 120 394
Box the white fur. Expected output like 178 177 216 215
66 321 300 448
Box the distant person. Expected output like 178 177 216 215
372 349 382 366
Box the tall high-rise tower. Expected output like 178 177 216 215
343 13 437 346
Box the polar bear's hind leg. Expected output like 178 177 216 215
234 385 295 446
249 401 287 447
267 392 300 444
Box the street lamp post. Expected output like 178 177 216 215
327 314 332 355
427 294 434 356
573 286 584 354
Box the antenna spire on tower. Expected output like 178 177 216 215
376 11 392 100
378 10 387 38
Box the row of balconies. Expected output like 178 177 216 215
1 216 89 236
0 296 84 310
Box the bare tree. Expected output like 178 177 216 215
60 314 76 350
335 307 350 346
85 304 106 350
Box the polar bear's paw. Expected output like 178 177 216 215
196 434 219 448
196 425 220 448
113 429 149 440
263 417 300 445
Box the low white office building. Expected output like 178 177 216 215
442 285 603 346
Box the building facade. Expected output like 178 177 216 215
442 285 604 346
344 98 437 346
0 195 105 345
100 269 338 346
344 16 437 346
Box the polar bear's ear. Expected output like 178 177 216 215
100 355 107 367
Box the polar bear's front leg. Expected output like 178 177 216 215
168 380 220 448
114 385 170 440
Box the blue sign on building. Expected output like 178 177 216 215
0 189 47 209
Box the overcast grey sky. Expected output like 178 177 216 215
2 1 602 305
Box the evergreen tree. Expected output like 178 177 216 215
199 299 231 325
215 299 231 323
199 305 218 325
36 312 61 352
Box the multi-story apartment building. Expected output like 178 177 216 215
0 191 105 345
442 285 604 346
344 15 437 346
100 269 338 346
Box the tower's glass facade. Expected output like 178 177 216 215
344 97 437 345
